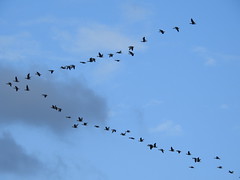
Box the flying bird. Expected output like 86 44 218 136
193 157 201 163
217 166 223 169
129 137 135 140
97 52 104 58
116 51 122 54
108 53 114 58
128 51 134 56
6 82 12 87
115 60 120 62
42 94 48 98
190 18 196 25
94 125 100 128
139 137 144 142
176 150 181 154
128 46 134 51
14 86 19 91
66 116 71 119
186 151 191 155
214 156 220 160
120 132 126 136
169 147 175 152
111 129 116 133
14 76 19 82
104 127 110 131
158 149 164 153
80 61 86 64
25 85 30 91
147 144 154 150
77 117 83 122
82 122 88 126
35 72 41 76
48 70 54 74
25 73 31 80
159 29 165 34
189 166 194 169
141 37 147 42
173 26 180 32
72 124 79 128
229 170 234 174
125 130 131 133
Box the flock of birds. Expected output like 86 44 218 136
1 18 239 178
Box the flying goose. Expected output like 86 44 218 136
173 26 180 32
190 18 196 25
128 46 134 51
25 73 31 80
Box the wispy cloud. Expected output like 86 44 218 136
53 23 143 54
205 57 216 66
150 120 183 136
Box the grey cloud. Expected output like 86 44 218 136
0 132 43 175
0 64 108 133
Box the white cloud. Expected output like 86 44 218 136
150 120 182 136
205 57 216 66
53 24 144 54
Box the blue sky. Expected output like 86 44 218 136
0 0 240 179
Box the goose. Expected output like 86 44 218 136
104 127 110 131
173 26 180 32
128 46 134 51
66 116 71 119
128 51 134 56
77 117 83 122
111 129 116 133
14 86 19 91
147 144 154 150
186 151 191 155
25 85 30 91
72 124 79 128
125 130 131 133
6 82 12 87
108 53 114 58
176 150 181 154
189 166 194 169
169 147 175 152
190 18 196 25
48 70 54 74
120 132 126 136
116 51 122 54
94 125 100 128
42 94 48 98
82 122 88 126
35 72 41 76
141 37 147 42
139 137 144 142
25 73 31 80
214 156 220 160
159 29 165 34
158 149 164 153
80 61 86 64
229 170 234 174
51 105 57 110
115 60 120 62
88 57 96 62
129 137 135 140
193 157 201 163
14 76 19 82
57 108 62 112
217 166 223 169
97 52 103 58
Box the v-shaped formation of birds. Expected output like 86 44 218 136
1 18 239 178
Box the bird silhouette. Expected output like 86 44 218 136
141 37 147 42
189 166 194 169
6 82 12 87
14 76 19 82
176 150 181 154
66 116 71 119
77 117 83 122
120 132 126 136
186 151 191 155
217 166 223 169
158 149 164 153
128 51 134 56
14 86 19 91
25 85 30 91
57 108 62 112
104 127 110 131
159 29 165 34
48 70 54 74
88 57 96 62
190 18 196 25
129 137 135 140
214 156 220 160
128 46 134 51
139 137 144 142
173 27 180 32
72 124 79 128
35 72 41 76
94 125 100 128
80 61 86 64
147 144 154 150
97 52 104 58
42 94 48 98
111 129 116 133
115 60 120 62
193 157 201 163
169 147 175 152
25 73 31 80
125 130 130 133
108 53 114 58
116 51 122 54
82 122 88 126
229 170 234 174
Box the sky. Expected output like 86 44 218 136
0 0 240 179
